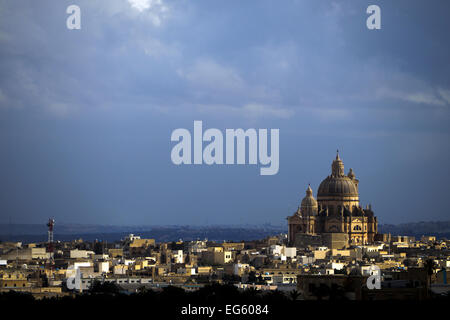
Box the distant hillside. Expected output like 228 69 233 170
0 224 287 243
379 221 450 239
1 221 449 243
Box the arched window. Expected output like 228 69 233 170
353 225 362 231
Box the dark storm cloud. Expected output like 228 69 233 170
0 0 449 225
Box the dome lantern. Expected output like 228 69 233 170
331 150 345 177
317 153 360 212
306 184 313 196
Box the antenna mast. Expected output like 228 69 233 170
47 218 55 264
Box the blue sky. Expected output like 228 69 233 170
0 0 449 226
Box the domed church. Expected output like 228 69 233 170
287 152 378 248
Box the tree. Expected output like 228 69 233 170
247 271 257 283
424 258 436 288
329 284 346 300
289 289 300 301
136 286 149 294
312 284 330 300
89 281 120 295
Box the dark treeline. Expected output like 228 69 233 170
1 283 449 318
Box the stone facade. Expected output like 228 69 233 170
288 152 378 247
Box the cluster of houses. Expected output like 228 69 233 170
0 233 449 300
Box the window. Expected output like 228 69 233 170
353 225 362 231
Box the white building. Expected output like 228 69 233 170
173 250 184 264
70 249 95 259
97 261 109 273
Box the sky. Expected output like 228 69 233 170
0 0 449 226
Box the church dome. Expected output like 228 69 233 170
317 176 358 197
317 152 359 197
300 185 318 215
